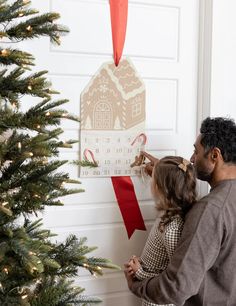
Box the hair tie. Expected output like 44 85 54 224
178 158 190 172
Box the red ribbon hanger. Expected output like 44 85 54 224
109 1 146 238
109 0 128 66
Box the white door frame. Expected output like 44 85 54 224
197 0 213 197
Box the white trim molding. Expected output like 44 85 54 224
197 0 213 197
197 0 213 129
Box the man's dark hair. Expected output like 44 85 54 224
200 117 236 163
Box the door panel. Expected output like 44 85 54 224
23 0 199 304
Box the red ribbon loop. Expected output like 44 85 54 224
109 0 128 66
111 176 146 239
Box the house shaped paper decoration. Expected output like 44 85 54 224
80 58 146 177
81 58 145 130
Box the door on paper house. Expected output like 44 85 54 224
22 0 199 305
94 102 113 129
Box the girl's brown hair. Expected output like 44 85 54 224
152 156 197 232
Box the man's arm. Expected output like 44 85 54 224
125 200 224 305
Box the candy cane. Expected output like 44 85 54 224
83 149 98 166
131 133 147 151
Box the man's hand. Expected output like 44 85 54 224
140 151 159 177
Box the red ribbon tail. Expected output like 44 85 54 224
111 176 146 239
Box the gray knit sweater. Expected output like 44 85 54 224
131 179 236 306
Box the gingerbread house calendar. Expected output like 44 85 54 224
79 58 145 177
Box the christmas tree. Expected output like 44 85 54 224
0 0 119 305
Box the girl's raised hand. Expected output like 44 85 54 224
140 151 159 177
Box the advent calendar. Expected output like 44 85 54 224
80 58 145 178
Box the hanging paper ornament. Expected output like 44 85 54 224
80 58 145 176
80 58 146 238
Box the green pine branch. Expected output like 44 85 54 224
0 68 57 103
0 0 68 44
6 12 69 44
0 48 34 69
0 100 79 132
0 0 37 23
29 277 102 305
74 160 99 168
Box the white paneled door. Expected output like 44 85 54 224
22 0 199 305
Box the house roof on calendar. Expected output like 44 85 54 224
80 57 145 130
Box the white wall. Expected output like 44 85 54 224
210 0 236 119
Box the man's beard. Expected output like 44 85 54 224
196 169 213 183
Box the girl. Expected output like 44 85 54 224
127 156 197 306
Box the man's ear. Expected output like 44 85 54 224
211 147 222 161
211 153 217 160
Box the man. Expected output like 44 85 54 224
124 117 236 305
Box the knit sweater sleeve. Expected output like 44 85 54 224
135 266 160 281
